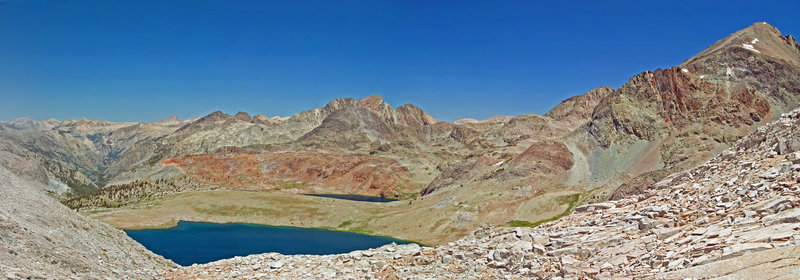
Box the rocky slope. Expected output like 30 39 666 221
593 22 800 199
167 106 800 280
0 116 185 194
422 22 800 205
0 164 174 279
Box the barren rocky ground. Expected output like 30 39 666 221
0 165 174 279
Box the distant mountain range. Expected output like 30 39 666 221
4 23 800 200
3 21 800 278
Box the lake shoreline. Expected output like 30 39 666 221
125 221 415 265
125 219 423 246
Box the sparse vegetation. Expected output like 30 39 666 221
61 177 202 210
337 220 354 228
276 180 310 190
506 220 537 227
506 193 581 228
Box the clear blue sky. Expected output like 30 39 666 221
1 0 798 122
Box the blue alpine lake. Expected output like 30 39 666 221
125 221 412 266
304 193 398 202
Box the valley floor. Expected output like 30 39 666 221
88 187 581 246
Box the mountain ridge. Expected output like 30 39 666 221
4 21 800 279
0 21 798 244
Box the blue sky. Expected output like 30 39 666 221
1 0 798 122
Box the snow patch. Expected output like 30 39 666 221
681 69 689 73
751 38 759 44
493 160 505 166
741 44 760 53
699 75 705 79
726 67 734 76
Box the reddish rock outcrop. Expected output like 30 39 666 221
496 141 574 180
163 151 412 197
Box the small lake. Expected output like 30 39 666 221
125 221 411 266
305 193 398 202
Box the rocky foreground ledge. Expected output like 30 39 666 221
165 110 800 279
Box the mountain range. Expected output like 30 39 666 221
2 22 800 278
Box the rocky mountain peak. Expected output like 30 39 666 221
354 95 397 125
323 97 356 113
233 111 252 122
396 104 438 126
356 95 389 111
175 110 231 132
205 110 230 119
682 22 800 68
